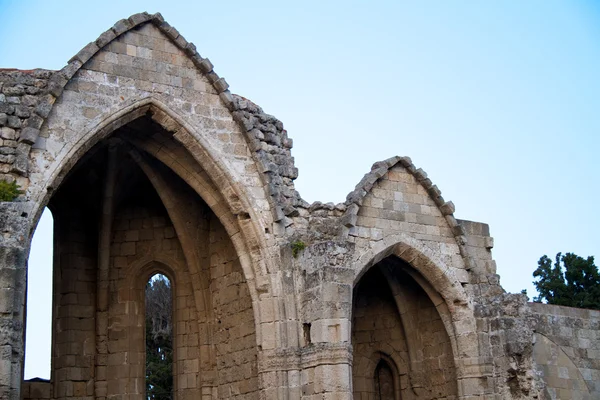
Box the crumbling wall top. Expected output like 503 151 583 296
0 69 54 180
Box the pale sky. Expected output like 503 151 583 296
1 0 598 379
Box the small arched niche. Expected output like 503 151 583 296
352 255 458 399
374 357 398 400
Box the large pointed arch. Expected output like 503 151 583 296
28 98 275 303
23 101 267 398
22 12 298 232
17 17 302 383
18 12 231 154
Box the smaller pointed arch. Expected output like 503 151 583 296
373 354 401 400
342 155 474 269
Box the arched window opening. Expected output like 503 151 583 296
375 359 396 400
145 273 173 400
24 207 53 380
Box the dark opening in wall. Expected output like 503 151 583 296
303 322 312 345
375 359 395 400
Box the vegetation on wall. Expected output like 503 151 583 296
291 240 306 258
0 179 23 201
533 252 600 310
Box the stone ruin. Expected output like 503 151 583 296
0 12 598 400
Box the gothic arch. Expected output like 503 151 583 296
24 12 293 250
124 259 179 398
372 352 402 400
126 256 181 289
27 99 275 304
18 12 232 161
379 263 459 360
353 235 470 308
352 236 483 397
354 350 404 400
353 236 476 337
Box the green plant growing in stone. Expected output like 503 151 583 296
533 252 600 310
0 180 23 201
291 240 306 258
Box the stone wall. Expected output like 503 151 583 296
50 204 96 400
21 381 52 400
348 161 467 278
209 215 259 399
0 69 53 180
0 204 29 400
531 302 600 399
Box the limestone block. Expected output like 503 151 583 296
310 319 351 343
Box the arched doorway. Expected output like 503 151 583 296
352 255 458 399
25 113 260 399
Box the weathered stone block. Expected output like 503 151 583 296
18 127 39 145
0 127 16 140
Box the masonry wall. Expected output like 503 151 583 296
0 69 52 182
50 192 98 399
209 215 259 399
350 163 467 279
531 302 600 399
21 381 52 400
406 277 457 400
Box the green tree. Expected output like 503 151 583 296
533 252 600 310
145 275 173 400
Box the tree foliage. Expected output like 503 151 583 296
533 252 600 310
146 275 173 400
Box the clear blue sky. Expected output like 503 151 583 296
2 0 599 379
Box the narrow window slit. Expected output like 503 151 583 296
145 273 173 400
